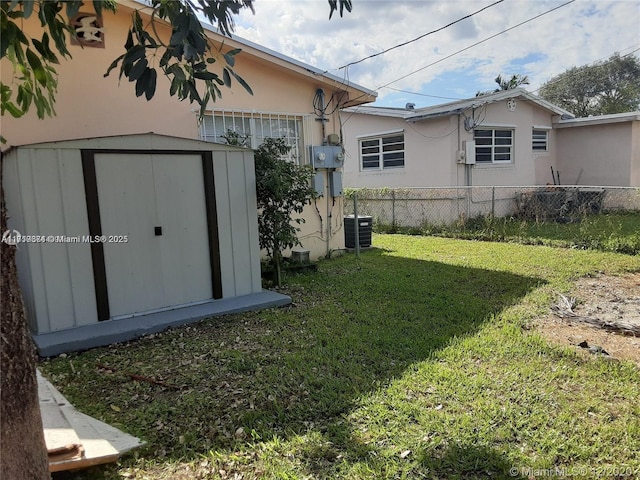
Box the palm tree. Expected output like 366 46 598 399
476 74 530 96
495 74 530 90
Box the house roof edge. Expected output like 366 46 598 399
128 0 377 105
554 111 640 128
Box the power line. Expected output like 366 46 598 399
340 0 576 123
337 0 504 70
384 86 464 101
381 45 640 101
375 0 576 91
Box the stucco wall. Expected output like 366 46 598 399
341 112 456 188
1 3 366 260
631 121 640 187
556 122 633 186
0 4 347 146
342 98 558 188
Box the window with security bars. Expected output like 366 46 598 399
532 129 549 151
474 129 513 164
360 134 405 170
200 111 305 164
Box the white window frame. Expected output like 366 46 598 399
473 128 514 164
359 132 405 171
200 110 307 164
532 127 550 152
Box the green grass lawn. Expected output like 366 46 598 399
42 235 640 479
388 212 640 255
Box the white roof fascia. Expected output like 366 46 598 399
406 88 574 122
129 0 377 102
554 111 640 128
343 89 576 122
342 106 412 118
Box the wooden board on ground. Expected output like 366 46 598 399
38 370 144 472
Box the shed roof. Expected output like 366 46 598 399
6 132 250 152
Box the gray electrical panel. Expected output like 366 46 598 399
330 171 343 197
309 145 344 169
311 172 324 196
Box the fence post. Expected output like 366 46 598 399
492 186 495 217
353 194 360 258
392 189 396 229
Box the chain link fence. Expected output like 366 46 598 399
344 186 640 230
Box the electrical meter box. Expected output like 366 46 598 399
330 171 343 197
309 145 344 169
311 172 325 196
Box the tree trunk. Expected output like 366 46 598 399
272 248 283 288
1 160 50 480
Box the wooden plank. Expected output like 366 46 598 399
38 371 144 472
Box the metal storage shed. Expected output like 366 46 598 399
3 133 289 356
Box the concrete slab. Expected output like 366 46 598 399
34 290 291 357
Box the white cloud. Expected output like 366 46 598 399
233 0 640 105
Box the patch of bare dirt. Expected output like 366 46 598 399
534 273 640 368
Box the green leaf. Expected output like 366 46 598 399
222 68 231 88
26 48 48 86
22 0 35 19
104 53 125 77
135 68 150 97
223 53 235 68
193 71 218 81
123 45 146 64
7 0 21 13
65 1 82 20
32 33 59 64
186 80 201 104
93 0 117 16
230 70 253 95
124 29 134 51
15 25 29 46
2 99 24 118
145 68 157 100
169 77 180 97
1 22 16 59
128 58 148 81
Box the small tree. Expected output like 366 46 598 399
254 138 317 286
476 74 530 96
539 53 640 117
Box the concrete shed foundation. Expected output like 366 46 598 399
34 290 290 357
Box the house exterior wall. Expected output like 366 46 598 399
342 112 456 188
0 2 372 260
556 122 634 186
3 135 263 335
469 100 557 187
0 4 345 146
632 121 640 186
342 98 559 189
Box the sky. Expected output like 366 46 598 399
229 0 640 108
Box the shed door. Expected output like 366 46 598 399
95 153 212 317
